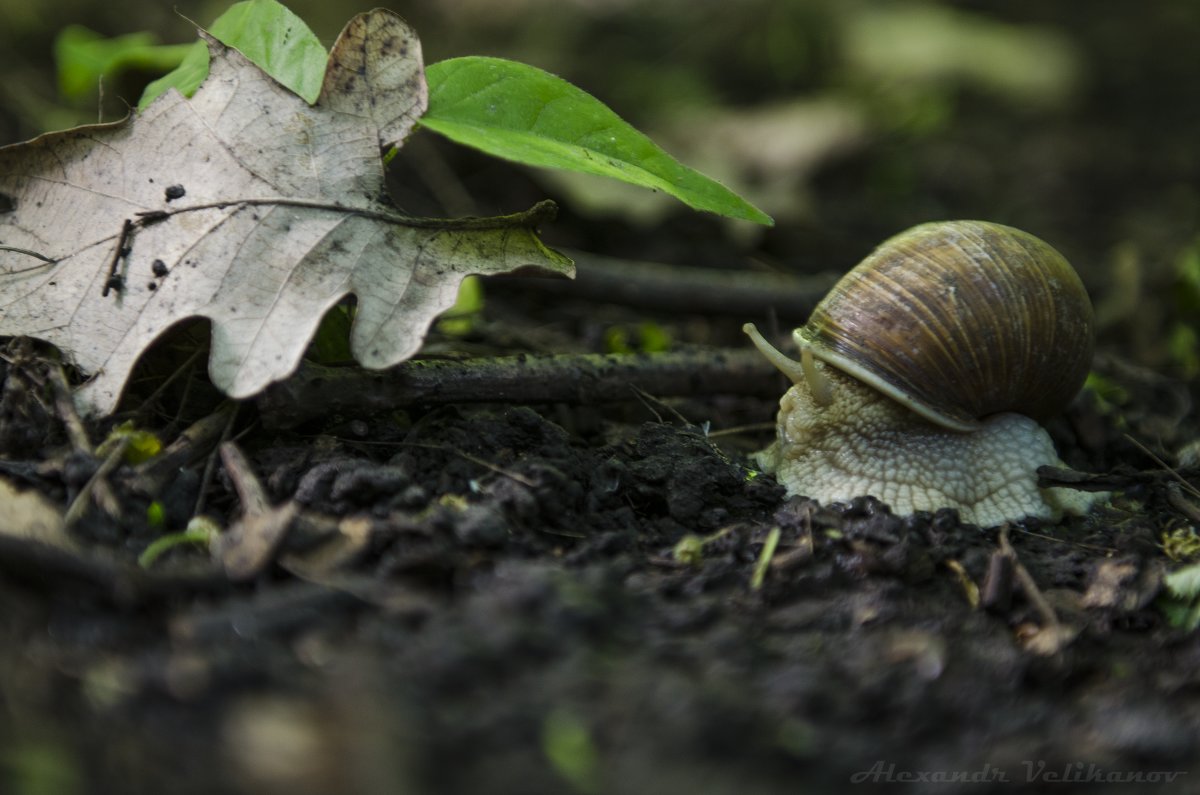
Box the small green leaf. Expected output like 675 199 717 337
1165 563 1200 600
422 57 773 226
97 420 163 464
542 709 599 794
138 40 210 110
55 26 193 102
1160 562 1200 632
139 0 326 110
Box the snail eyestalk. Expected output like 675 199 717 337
742 322 833 406
800 346 833 406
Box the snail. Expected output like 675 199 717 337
744 220 1104 528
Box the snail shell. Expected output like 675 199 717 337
795 220 1094 431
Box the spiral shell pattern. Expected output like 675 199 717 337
796 220 1094 431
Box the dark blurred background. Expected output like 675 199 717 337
2 0 1198 375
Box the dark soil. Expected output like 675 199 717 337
2 323 1199 795
4 3 1200 794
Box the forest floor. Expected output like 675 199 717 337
2 222 1199 795
4 3 1200 794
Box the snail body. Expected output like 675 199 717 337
745 220 1103 527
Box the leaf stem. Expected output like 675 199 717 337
0 244 56 264
135 198 558 231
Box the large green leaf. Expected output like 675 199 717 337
422 57 773 226
139 0 325 109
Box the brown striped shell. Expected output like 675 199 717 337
795 220 1094 431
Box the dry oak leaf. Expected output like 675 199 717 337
0 9 572 416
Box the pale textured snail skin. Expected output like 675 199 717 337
745 220 1104 527
752 362 1098 527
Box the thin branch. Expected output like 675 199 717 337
257 348 782 429
132 404 236 496
64 437 129 528
1167 482 1200 524
219 440 271 515
998 525 1059 629
490 248 836 317
45 364 93 454
101 218 132 296
402 441 540 488
130 347 205 419
193 403 239 516
1123 433 1200 500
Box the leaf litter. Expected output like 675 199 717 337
0 9 572 416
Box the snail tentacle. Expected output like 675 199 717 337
800 347 833 407
742 323 833 406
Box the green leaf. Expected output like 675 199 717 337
542 709 599 794
138 40 210 110
139 0 326 110
55 26 193 102
1160 596 1200 633
1161 562 1200 632
1165 563 1200 600
422 57 773 226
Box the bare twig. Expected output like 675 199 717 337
193 403 239 515
47 363 130 526
1167 482 1200 524
217 440 298 581
707 422 776 439
64 437 129 528
491 248 836 317
132 347 205 417
1010 526 1118 555
998 525 1059 629
45 364 93 454
388 441 539 488
258 348 780 429
631 383 693 425
1123 433 1200 500
1035 465 1125 492
768 532 814 572
998 526 1081 655
101 218 133 296
219 441 271 515
132 404 236 496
